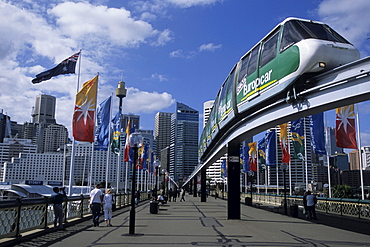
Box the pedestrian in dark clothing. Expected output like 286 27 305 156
173 189 177 202
135 191 140 205
51 187 67 230
168 188 173 202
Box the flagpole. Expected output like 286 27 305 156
256 145 260 194
324 112 332 198
355 104 365 200
276 128 279 195
288 123 292 196
89 143 94 190
304 117 308 192
68 50 82 196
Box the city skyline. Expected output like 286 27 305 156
1 0 370 146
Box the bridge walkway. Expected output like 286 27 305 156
5 194 370 247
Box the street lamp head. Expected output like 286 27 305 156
154 159 161 168
116 81 127 98
128 132 143 148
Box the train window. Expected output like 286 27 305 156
247 45 260 75
280 21 306 52
227 69 235 94
300 22 350 44
237 55 249 83
260 30 279 67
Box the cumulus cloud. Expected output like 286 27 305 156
124 88 175 113
0 1 175 135
317 0 370 53
151 73 168 82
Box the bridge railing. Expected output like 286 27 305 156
248 193 370 219
0 192 147 239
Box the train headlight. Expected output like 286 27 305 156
319 62 326 68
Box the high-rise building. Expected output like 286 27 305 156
32 94 56 124
0 111 10 143
42 124 69 153
169 102 199 183
154 112 172 161
203 100 214 127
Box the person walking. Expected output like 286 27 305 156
51 187 66 230
180 188 186 202
135 190 140 205
103 189 114 226
305 191 318 220
90 184 103 227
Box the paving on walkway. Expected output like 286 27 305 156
5 195 370 247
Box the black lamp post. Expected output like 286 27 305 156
281 164 288 215
115 81 126 192
128 132 143 235
154 160 160 200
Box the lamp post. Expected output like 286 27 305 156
281 164 288 215
115 81 126 193
162 169 167 197
154 160 161 200
128 132 143 235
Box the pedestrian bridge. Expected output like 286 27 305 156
2 194 369 246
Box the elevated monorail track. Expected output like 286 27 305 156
184 56 370 186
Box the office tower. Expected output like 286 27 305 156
154 112 172 161
0 111 10 143
0 138 37 164
169 102 199 183
203 100 214 127
361 146 370 169
32 94 56 124
121 114 140 132
42 124 69 153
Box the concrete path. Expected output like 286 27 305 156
10 195 370 247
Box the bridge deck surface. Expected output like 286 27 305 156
6 195 370 247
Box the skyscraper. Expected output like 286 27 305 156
203 100 214 127
154 112 172 161
32 94 56 124
169 102 199 183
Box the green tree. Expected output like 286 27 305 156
332 185 354 199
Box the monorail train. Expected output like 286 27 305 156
199 17 360 160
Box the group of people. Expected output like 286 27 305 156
167 188 186 202
89 184 114 227
51 184 187 230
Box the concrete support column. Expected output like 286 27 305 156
201 168 207 202
227 141 240 219
193 176 197 197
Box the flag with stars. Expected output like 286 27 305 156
72 75 98 142
32 52 80 84
335 105 357 149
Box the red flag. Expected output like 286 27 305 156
72 75 98 142
335 105 357 149
248 142 257 172
279 123 290 164
124 119 131 162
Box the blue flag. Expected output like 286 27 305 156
221 159 227 178
309 113 326 155
94 96 112 150
258 136 267 167
241 145 249 173
265 130 276 166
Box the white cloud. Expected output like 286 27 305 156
199 43 222 52
317 0 370 54
49 2 159 48
151 73 168 82
124 88 175 113
0 1 176 136
165 0 223 8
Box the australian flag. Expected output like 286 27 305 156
32 52 80 84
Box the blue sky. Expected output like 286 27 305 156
1 0 370 146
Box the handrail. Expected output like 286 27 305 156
0 191 148 239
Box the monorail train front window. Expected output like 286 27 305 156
280 20 351 53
